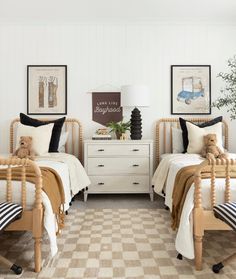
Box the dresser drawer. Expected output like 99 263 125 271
87 144 149 157
88 175 149 193
87 157 149 175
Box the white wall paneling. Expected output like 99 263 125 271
0 22 236 153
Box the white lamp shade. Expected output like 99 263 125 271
121 85 150 107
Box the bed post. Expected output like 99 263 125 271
31 161 43 273
156 120 161 166
193 160 208 270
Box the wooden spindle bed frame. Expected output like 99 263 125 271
1 157 43 272
1 118 83 272
155 118 235 270
10 118 83 163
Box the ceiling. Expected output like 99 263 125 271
0 0 236 23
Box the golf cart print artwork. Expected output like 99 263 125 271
171 65 211 114
177 76 204 105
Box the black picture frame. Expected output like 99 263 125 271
27 65 67 115
171 65 211 115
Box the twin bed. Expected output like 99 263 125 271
0 118 90 272
152 118 236 270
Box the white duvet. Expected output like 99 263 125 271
152 153 236 259
0 153 91 257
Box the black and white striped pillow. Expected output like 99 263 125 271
213 202 236 230
0 202 23 231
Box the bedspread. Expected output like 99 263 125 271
36 153 91 196
172 164 236 230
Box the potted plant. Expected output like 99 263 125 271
212 55 236 119
107 119 131 139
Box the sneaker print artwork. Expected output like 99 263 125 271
27 65 67 115
171 65 211 115
38 76 58 108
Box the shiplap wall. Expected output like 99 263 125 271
0 22 236 153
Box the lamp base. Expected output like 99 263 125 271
130 107 142 140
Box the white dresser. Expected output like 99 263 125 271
84 139 153 201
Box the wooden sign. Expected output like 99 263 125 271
92 92 123 126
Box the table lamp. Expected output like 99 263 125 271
121 85 150 140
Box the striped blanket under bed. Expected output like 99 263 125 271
214 202 236 230
0 202 23 230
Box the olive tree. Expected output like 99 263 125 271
213 56 236 119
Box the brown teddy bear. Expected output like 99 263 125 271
201 133 227 160
13 136 35 160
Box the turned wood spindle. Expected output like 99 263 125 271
6 165 12 202
21 165 26 209
225 159 231 203
211 160 216 208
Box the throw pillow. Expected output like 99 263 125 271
20 113 66 152
16 123 54 156
172 127 184 153
179 116 223 152
186 121 223 154
58 131 69 153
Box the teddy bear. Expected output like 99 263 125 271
201 133 227 160
13 136 35 160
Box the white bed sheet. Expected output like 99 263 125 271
152 153 236 259
0 153 91 257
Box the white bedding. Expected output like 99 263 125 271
152 153 236 259
35 153 91 211
0 153 91 257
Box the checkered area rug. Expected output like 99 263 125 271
1 208 236 278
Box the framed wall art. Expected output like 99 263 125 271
171 65 211 115
27 65 67 115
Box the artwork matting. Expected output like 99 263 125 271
27 65 67 115
171 65 211 115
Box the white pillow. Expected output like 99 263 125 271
186 121 223 154
58 131 69 153
16 123 54 156
172 127 184 153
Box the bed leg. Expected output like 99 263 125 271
34 237 42 273
32 207 43 273
84 191 88 202
194 235 203 270
149 192 154 201
177 253 182 260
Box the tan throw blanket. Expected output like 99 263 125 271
0 166 65 228
171 164 236 230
